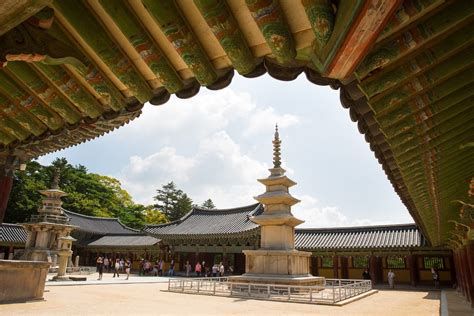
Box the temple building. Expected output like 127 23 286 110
2 203 453 287
0 210 163 269
0 0 472 306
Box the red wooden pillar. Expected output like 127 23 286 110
0 174 13 223
311 256 319 276
448 255 457 288
333 255 339 278
408 254 418 286
465 242 474 307
341 257 349 279
460 246 472 304
369 255 377 285
455 250 466 295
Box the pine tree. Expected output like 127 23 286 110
153 182 193 221
201 198 216 209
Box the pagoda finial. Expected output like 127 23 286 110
273 124 281 168
51 167 60 190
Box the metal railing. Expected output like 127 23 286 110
167 277 372 305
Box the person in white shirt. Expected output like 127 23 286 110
219 262 225 277
387 269 395 289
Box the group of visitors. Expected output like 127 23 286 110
96 256 231 279
362 266 441 289
192 261 226 277
139 258 165 276
96 256 131 280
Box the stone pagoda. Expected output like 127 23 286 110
230 125 324 286
21 170 77 263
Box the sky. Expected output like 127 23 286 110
37 74 414 228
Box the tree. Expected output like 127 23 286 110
153 182 193 221
201 199 216 209
144 205 169 225
5 158 145 229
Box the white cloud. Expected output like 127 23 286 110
117 130 268 207
244 106 299 136
114 88 300 207
293 194 382 228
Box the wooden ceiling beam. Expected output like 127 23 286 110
324 0 402 79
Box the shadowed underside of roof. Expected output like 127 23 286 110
86 235 160 247
144 203 263 236
295 224 427 250
0 0 472 247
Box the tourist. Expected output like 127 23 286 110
120 258 125 272
153 260 159 276
139 258 145 276
202 261 206 277
195 261 202 277
432 267 440 289
212 264 218 277
219 262 225 277
125 259 131 280
185 260 191 277
168 258 175 276
362 269 370 280
96 256 103 280
103 256 109 273
387 269 395 289
113 258 120 278
228 265 234 275
158 259 163 276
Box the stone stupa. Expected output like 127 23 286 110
21 169 77 264
229 125 324 286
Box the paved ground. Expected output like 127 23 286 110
1 273 443 315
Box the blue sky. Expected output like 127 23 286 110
38 74 413 227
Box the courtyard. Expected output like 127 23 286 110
2 276 442 315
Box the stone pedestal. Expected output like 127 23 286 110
0 260 50 303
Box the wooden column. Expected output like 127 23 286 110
311 256 319 276
408 254 418 286
369 255 377 285
465 242 474 307
0 172 13 224
333 255 339 278
460 246 472 303
341 257 349 279
448 255 457 288
455 250 465 295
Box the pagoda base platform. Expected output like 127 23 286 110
0 259 50 303
228 274 325 287
242 249 313 275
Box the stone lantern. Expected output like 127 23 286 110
53 235 76 280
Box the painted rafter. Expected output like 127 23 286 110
325 0 402 79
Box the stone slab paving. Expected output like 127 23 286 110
1 282 441 315
45 272 171 286
441 290 474 316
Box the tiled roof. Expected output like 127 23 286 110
144 203 263 236
64 210 139 235
0 223 27 245
87 235 160 247
295 224 427 250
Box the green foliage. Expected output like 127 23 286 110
153 181 193 221
5 158 146 229
144 205 169 225
201 198 216 209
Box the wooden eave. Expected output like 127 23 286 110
0 1 471 248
